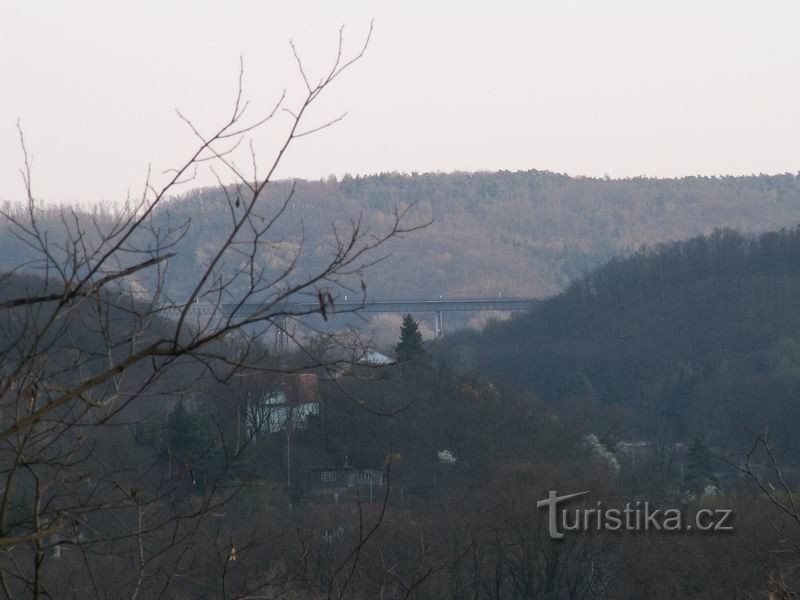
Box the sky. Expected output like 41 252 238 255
1 1 799 205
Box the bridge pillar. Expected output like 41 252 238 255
275 315 290 353
434 311 444 339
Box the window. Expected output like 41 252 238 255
359 470 372 481
321 471 337 482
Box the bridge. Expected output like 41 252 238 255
166 297 545 350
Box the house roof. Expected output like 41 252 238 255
309 465 383 472
358 350 394 366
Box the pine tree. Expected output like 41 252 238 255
684 437 719 496
168 403 210 461
395 314 424 362
167 402 221 487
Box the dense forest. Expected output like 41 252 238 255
7 1 800 593
4 170 800 302
447 226 800 461
2 266 793 598
5 172 800 597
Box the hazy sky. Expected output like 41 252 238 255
1 1 799 204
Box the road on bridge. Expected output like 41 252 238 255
163 297 546 348
166 297 545 316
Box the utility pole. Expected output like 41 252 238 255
287 426 292 510
275 315 290 353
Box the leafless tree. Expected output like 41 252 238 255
0 23 429 598
730 429 800 598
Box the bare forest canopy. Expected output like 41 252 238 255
4 170 800 302
6 169 800 596
446 226 800 461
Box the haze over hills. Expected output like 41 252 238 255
7 2 800 596
4 170 800 306
6 176 800 597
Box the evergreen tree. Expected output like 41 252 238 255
167 402 220 486
684 437 719 496
395 314 424 362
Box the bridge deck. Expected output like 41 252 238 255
165 298 545 316
260 298 544 314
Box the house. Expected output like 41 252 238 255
245 373 321 437
308 460 385 502
357 349 394 366
329 347 395 380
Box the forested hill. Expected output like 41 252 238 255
4 170 800 300
448 227 800 458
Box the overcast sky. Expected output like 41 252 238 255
1 1 799 205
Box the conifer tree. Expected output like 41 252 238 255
684 437 719 496
395 313 424 361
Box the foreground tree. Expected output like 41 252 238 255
731 431 800 597
0 24 431 598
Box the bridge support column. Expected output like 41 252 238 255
275 316 290 353
434 311 444 339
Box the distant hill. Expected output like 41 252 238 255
3 170 800 304
445 226 800 459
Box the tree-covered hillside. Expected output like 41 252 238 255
447 226 800 459
4 170 800 302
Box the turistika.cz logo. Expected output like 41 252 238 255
536 491 734 540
